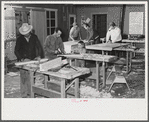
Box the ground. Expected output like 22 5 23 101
4 54 145 98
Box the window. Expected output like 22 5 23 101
46 10 57 35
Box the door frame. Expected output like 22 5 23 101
69 14 76 30
91 12 108 30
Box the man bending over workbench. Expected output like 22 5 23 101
44 27 66 60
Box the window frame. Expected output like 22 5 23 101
45 8 58 36
69 14 76 30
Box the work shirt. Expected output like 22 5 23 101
86 28 99 43
69 26 80 41
44 35 65 60
14 33 42 61
106 26 122 43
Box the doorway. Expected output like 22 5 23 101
69 14 76 30
92 14 107 38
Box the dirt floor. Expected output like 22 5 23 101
4 54 145 98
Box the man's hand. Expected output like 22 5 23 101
54 50 59 54
35 56 41 61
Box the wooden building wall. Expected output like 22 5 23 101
76 4 145 39
76 5 123 39
12 4 77 42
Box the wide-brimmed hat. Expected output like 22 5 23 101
19 23 33 35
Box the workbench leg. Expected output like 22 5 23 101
61 79 66 98
74 59 77 66
105 51 108 68
74 78 79 98
20 69 31 98
69 59 72 66
126 51 129 74
44 75 48 89
102 61 106 88
129 51 132 73
102 50 104 55
30 71 35 98
96 61 100 90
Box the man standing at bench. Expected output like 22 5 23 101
44 27 66 60
106 22 122 43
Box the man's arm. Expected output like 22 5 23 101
106 30 111 43
69 27 75 41
59 38 66 54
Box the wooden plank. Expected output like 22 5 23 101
59 54 117 62
86 43 130 51
74 78 79 98
96 61 100 90
41 67 90 79
19 64 90 80
15 58 48 66
32 85 61 98
61 79 66 98
39 57 62 71
122 39 145 43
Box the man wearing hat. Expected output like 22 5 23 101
82 22 100 44
14 23 42 98
106 22 122 43
68 22 81 41
15 23 42 62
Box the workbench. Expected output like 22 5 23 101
17 63 90 98
59 53 117 90
86 43 134 74
122 39 145 56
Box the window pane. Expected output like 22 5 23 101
47 28 49 35
47 20 50 27
70 17 74 25
46 11 49 18
51 28 55 34
51 11 55 18
51 20 55 27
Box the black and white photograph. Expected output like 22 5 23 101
1 0 148 120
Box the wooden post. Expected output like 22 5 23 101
129 51 132 73
61 78 66 98
74 59 77 66
69 59 72 66
44 75 48 89
102 61 106 88
105 51 108 68
96 61 100 90
74 78 79 98
30 71 35 98
102 50 104 55
20 69 31 98
126 51 129 74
